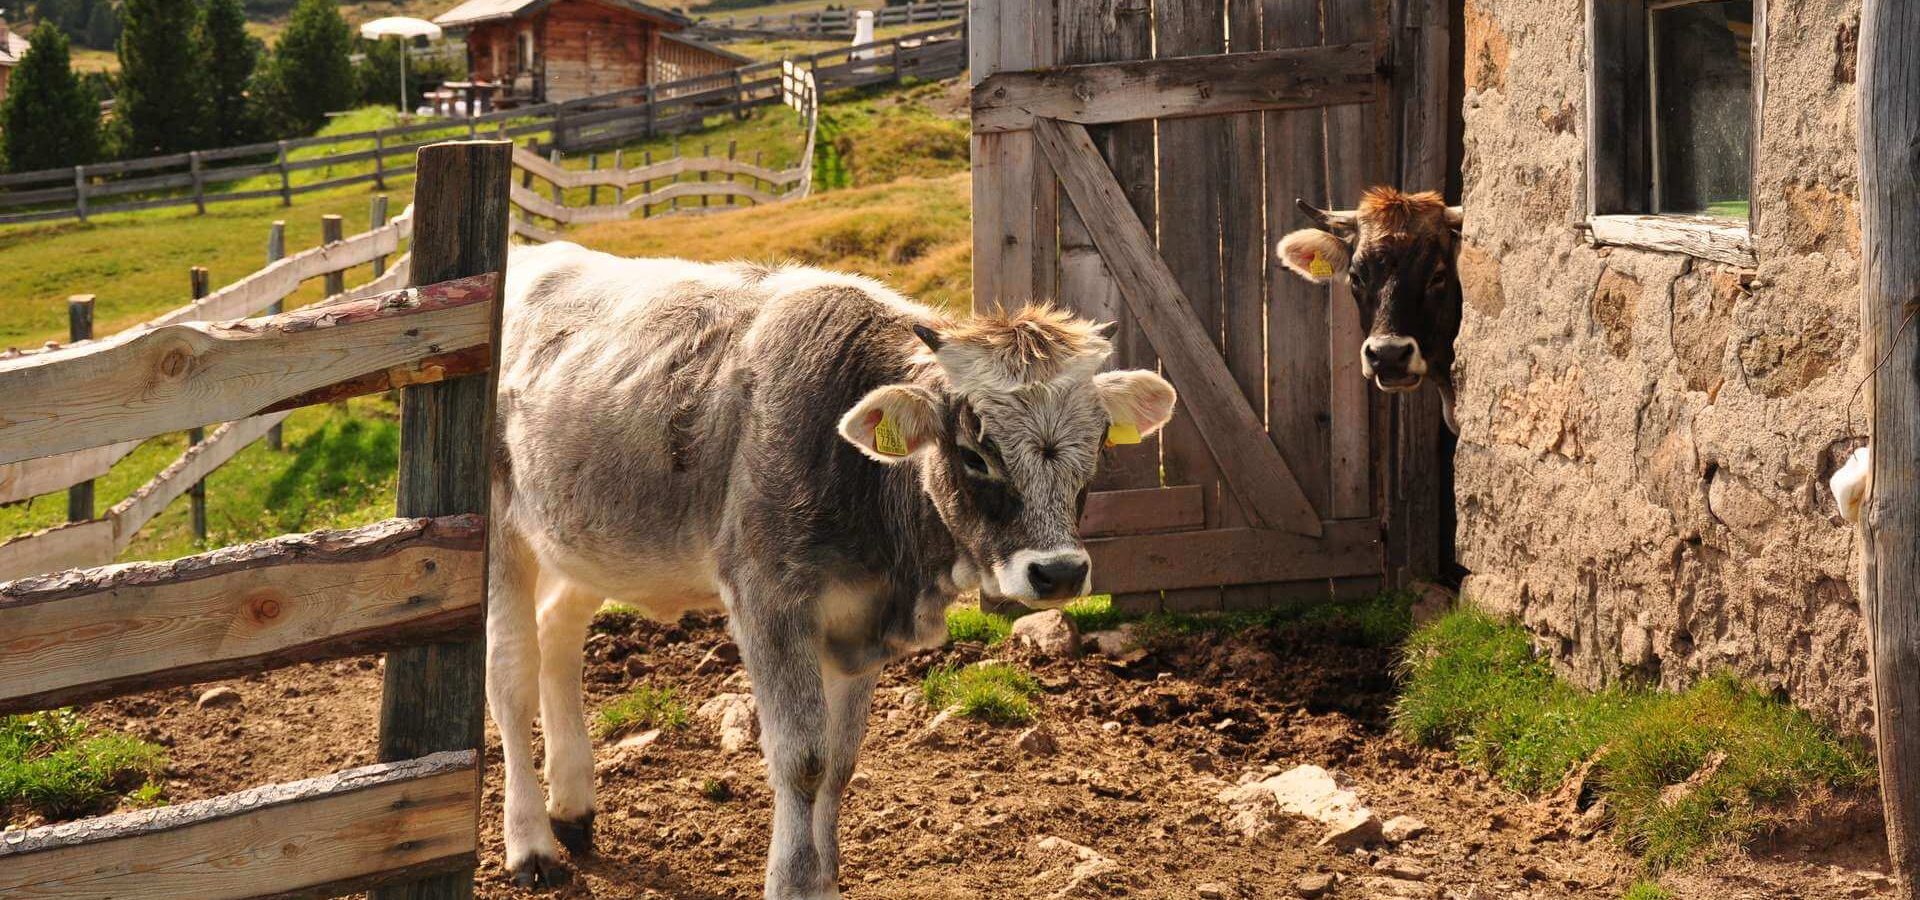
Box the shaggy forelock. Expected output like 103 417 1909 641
931 304 1112 396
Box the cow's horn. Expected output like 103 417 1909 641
1296 198 1358 231
913 323 945 351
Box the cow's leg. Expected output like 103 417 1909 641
813 668 878 883
729 577 835 900
488 526 569 888
537 580 603 857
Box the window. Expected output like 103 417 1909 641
519 29 535 74
1586 0 1761 265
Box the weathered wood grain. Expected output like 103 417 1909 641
1088 520 1381 594
1586 213 1757 267
0 750 478 899
1035 117 1324 538
0 519 115 584
1079 486 1207 538
0 274 496 466
1587 0 1650 215
1858 2 1920 888
1324 0 1386 521
0 515 485 714
973 43 1378 133
108 413 292 542
141 212 414 330
0 441 139 506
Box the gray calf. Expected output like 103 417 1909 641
488 243 1177 897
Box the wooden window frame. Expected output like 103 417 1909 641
1586 0 1763 267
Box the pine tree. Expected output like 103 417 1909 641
115 0 209 155
199 0 259 144
0 25 100 173
83 0 118 51
261 0 352 134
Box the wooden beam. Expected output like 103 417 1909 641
0 515 485 715
1033 116 1325 537
1858 2 1920 892
1088 520 1381 594
0 274 496 466
0 750 479 900
375 140 511 900
1585 214 1756 267
972 43 1377 133
0 441 139 505
142 212 413 330
0 519 115 584
1078 485 1207 538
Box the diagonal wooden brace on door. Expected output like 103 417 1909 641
1032 116 1324 538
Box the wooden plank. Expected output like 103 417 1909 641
1325 0 1385 521
1079 486 1207 537
142 215 413 330
973 43 1378 133
1858 3 1920 889
1036 117 1324 538
1587 0 1649 215
374 140 510 900
0 519 115 584
0 441 139 505
108 413 292 542
0 751 479 899
1088 520 1381 594
1586 214 1757 267
0 515 485 714
0 274 495 466
256 347 489 415
968 0 1039 311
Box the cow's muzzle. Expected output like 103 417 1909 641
993 547 1092 606
1362 336 1427 393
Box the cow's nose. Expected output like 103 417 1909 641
1364 338 1415 368
1028 557 1090 600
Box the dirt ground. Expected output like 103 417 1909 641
78 612 1896 899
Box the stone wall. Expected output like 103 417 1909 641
1454 0 1872 729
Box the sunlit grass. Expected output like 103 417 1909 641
1 710 167 824
595 684 691 738
945 605 1012 645
922 662 1040 725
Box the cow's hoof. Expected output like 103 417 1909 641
552 813 594 857
509 853 572 890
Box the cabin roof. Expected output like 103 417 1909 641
434 0 689 29
0 30 30 66
661 31 752 65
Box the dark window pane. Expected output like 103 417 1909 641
1652 1 1752 218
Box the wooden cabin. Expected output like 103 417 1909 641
433 0 749 105
0 22 30 109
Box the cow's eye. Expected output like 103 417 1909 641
1427 267 1448 291
957 446 991 476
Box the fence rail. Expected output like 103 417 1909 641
0 22 965 227
0 140 508 899
697 0 966 35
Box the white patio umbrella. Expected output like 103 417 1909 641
359 17 444 112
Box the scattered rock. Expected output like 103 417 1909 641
1360 875 1439 899
849 771 872 790
1372 855 1429 881
1016 726 1059 756
1011 609 1080 658
1411 583 1455 626
596 728 661 775
1382 815 1429 844
1659 750 1729 806
1100 721 1122 735
694 642 741 674
915 706 963 747
696 693 758 753
1196 882 1228 899
195 686 242 709
1294 873 1337 898
1218 765 1381 848
1034 835 1119 899
1084 625 1139 657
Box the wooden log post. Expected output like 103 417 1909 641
701 142 711 209
1860 2 1920 892
370 139 511 900
187 267 211 543
265 221 287 451
277 141 292 206
613 149 625 204
371 195 392 278
588 154 599 206
727 139 738 207
189 151 206 214
375 129 388 190
642 149 654 218
548 148 563 208
65 295 95 522
322 214 345 297
73 165 87 222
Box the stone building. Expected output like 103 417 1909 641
1453 0 1870 728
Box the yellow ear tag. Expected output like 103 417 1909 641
1105 418 1141 447
872 411 911 457
1308 252 1334 278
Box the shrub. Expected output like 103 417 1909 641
199 0 263 146
595 684 690 738
259 0 355 135
0 26 99 173
115 0 211 155
922 662 1040 725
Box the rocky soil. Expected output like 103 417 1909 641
73 610 1896 899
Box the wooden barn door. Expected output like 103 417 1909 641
970 0 1456 612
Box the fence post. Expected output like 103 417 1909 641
187 267 211 543
548 148 563 207
588 154 599 206
613 149 625 204
371 194 391 277
265 221 286 451
642 149 653 218
753 148 763 199
727 139 738 206
892 36 905 83
189 151 206 214
374 129 387 190
672 139 682 214
369 138 511 900
65 295 95 522
731 68 747 121
321 214 345 297
276 141 292 206
73 165 87 222
700 142 710 209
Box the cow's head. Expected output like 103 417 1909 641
1277 187 1463 432
837 306 1177 605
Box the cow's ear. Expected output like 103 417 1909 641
1094 370 1177 440
1277 229 1350 285
839 384 942 463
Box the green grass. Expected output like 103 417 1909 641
1621 881 1673 900
592 601 646 634
1060 595 1127 633
922 662 1040 725
1395 609 1873 869
945 605 1013 645
595 684 692 739
1 710 167 824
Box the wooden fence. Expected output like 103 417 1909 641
0 140 508 899
696 0 966 36
0 23 964 227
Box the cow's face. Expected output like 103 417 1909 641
1277 187 1463 432
837 307 1177 605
